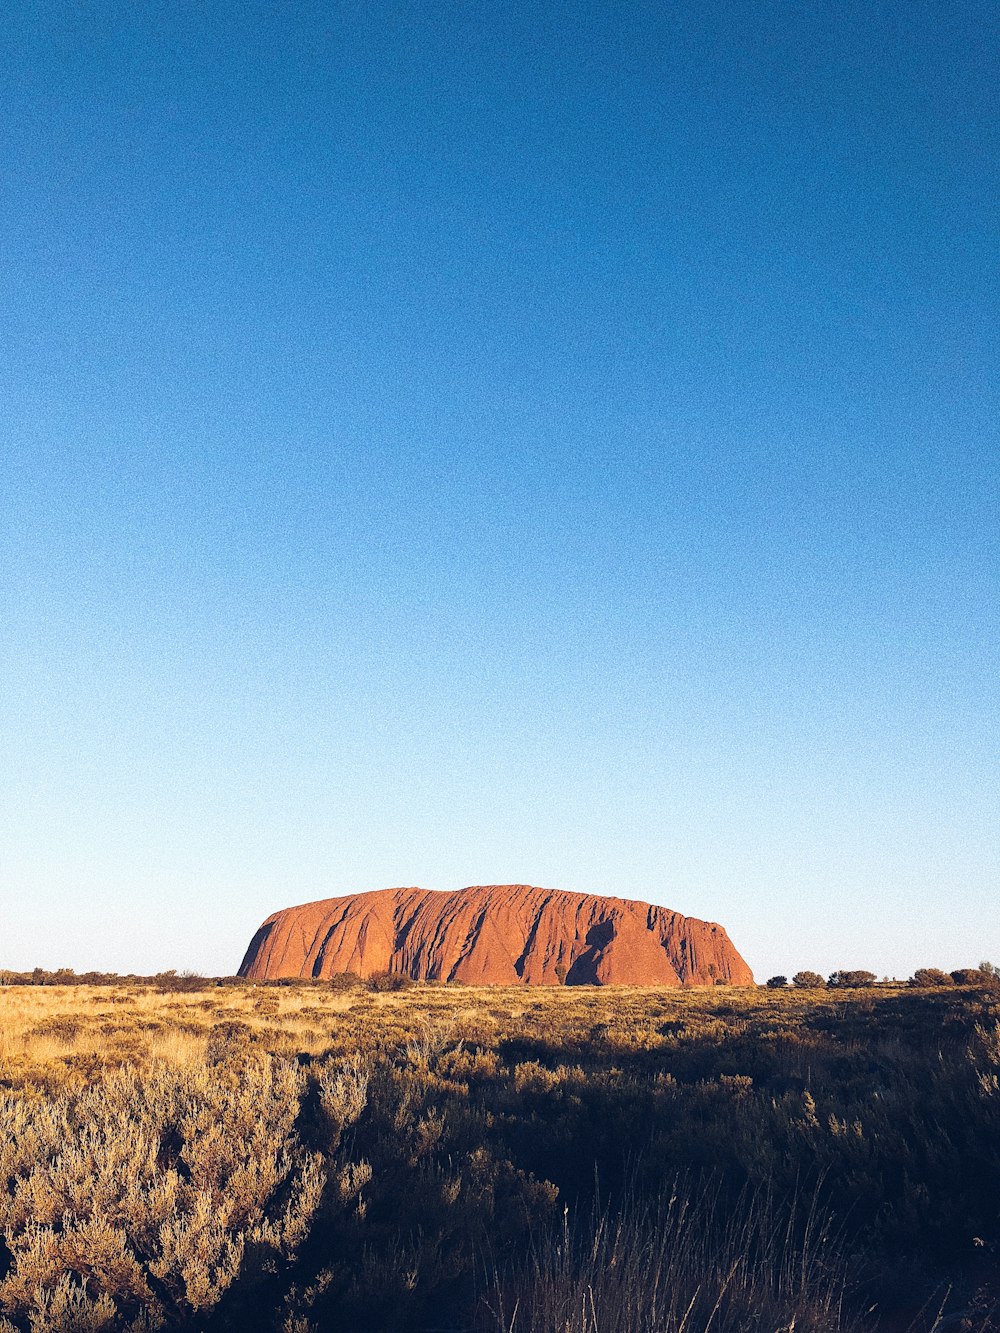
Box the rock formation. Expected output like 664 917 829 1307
238 885 753 986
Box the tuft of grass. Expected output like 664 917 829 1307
484 1179 853 1333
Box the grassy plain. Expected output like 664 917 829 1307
1 979 998 1332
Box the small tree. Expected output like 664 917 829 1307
765 975 788 988
792 971 825 988
909 968 954 987
828 970 877 988
952 967 988 985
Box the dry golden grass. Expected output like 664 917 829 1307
0 975 979 1093
0 983 364 1089
1 978 999 1332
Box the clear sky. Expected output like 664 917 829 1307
2 0 997 982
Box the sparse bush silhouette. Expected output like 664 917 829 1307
952 967 990 986
910 968 954 987
792 971 826 988
765 975 788 988
827 969 876 988
366 970 413 992
326 970 362 990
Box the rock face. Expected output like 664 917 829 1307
238 885 754 987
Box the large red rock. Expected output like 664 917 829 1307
238 885 754 987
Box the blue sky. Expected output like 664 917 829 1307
2 0 997 980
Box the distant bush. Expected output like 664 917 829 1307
951 968 988 986
0 968 253 989
792 971 826 988
909 968 954 987
206 1019 261 1062
366 970 414 993
327 971 362 990
28 1016 84 1043
950 966 1000 988
765 976 788 988
827 970 877 988
151 970 208 993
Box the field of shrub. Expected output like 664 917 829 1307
1 977 998 1332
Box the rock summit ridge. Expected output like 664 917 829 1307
238 884 754 987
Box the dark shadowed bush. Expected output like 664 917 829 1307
366 970 414 992
952 968 990 986
910 968 954 987
326 971 362 991
827 970 876 988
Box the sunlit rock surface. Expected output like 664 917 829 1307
239 885 754 987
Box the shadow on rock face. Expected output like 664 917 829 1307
566 920 615 985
